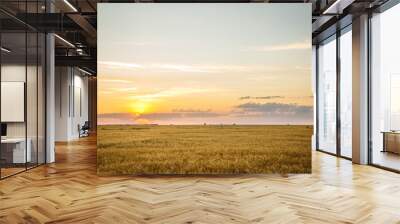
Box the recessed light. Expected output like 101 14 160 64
1 47 11 53
78 67 93 76
63 0 78 12
54 34 75 48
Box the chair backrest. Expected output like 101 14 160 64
82 121 90 129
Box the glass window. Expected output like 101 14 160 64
38 32 46 165
371 3 400 171
0 3 46 178
1 31 28 178
317 36 337 154
27 31 39 169
339 27 352 158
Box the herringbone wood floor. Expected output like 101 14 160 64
1 136 400 224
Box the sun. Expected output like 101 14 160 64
130 102 149 114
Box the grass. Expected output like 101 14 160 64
97 125 312 175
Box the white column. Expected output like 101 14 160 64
46 33 55 163
45 0 56 163
352 14 369 164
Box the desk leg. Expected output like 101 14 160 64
382 133 386 153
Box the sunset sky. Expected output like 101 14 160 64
98 4 312 125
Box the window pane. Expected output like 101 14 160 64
340 29 352 158
38 33 46 165
371 4 400 171
1 31 28 177
27 31 38 169
0 1 46 179
318 37 337 154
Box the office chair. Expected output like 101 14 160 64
79 121 90 138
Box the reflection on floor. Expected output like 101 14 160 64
373 150 400 170
0 163 42 179
0 167 25 178
0 136 400 223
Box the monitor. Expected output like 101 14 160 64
1 123 7 137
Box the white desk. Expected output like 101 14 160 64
1 138 31 163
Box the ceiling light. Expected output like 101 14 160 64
323 0 354 15
63 0 78 12
78 67 93 76
1 47 11 53
76 48 85 55
54 34 75 48
323 0 341 14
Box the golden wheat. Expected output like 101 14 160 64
97 125 312 175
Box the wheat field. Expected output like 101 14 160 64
97 125 312 175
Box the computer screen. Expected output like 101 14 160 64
1 123 7 137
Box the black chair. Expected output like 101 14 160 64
79 121 90 138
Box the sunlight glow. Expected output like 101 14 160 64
131 102 149 115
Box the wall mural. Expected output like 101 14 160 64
97 4 312 175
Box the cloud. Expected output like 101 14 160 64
246 41 310 52
294 95 314 99
235 102 313 117
154 64 215 73
109 87 137 92
98 79 134 84
98 113 137 125
172 109 212 113
239 95 314 100
99 61 283 74
239 96 284 100
98 110 223 125
99 90 113 94
126 41 160 47
138 111 221 120
112 41 162 47
294 65 311 71
98 103 314 125
98 61 143 69
130 87 217 101
153 64 283 74
98 78 137 94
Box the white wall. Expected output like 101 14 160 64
55 67 70 141
72 73 89 138
54 67 89 141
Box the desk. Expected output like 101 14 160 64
382 131 400 154
1 138 31 163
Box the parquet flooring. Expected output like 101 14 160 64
0 136 400 223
